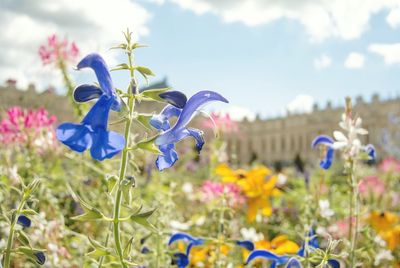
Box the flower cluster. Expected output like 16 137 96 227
39 34 79 65
200 180 245 207
312 101 376 169
215 164 281 222
0 106 57 149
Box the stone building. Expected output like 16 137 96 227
225 95 400 166
1 79 399 166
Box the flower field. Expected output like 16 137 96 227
0 31 399 268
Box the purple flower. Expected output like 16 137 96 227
150 90 228 170
56 54 125 161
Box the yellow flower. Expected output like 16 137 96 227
237 174 281 222
215 164 271 184
243 235 299 262
368 211 398 232
368 211 400 251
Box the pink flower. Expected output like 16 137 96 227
38 34 79 65
200 180 245 207
0 107 57 150
328 217 356 239
379 157 400 173
358 176 385 198
202 112 239 134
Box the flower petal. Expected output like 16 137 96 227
328 259 340 268
245 250 289 265
236 240 254 251
172 90 228 131
156 144 179 171
90 129 125 161
159 91 187 109
56 123 92 153
82 95 113 129
17 215 31 228
308 229 319 249
320 147 334 169
186 128 204 152
311 135 334 148
34 251 46 265
77 53 114 97
285 258 303 268
73 84 103 103
173 253 189 268
333 131 347 142
150 105 181 131
364 144 376 160
168 233 203 246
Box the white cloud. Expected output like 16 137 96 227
286 94 314 114
369 43 400 64
169 0 400 42
218 105 256 121
0 0 150 90
314 54 332 70
344 52 365 69
386 7 400 28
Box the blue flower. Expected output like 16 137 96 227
33 251 46 265
151 90 228 170
73 53 121 111
168 233 204 268
17 215 31 228
56 54 125 161
245 229 340 268
236 240 255 251
312 135 376 169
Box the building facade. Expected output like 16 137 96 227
226 95 400 166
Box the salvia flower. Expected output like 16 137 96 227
39 34 79 65
246 229 340 268
17 215 31 228
168 233 204 268
312 110 376 169
33 251 46 265
150 90 228 170
56 53 125 161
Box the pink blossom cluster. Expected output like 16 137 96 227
0 107 57 147
358 176 385 198
39 34 79 65
200 180 245 207
202 112 239 134
379 157 400 173
328 217 356 239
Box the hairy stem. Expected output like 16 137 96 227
112 48 136 268
4 198 27 268
349 161 358 267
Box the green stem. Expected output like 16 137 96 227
112 48 136 268
58 59 83 117
4 198 27 268
349 161 358 267
215 197 226 268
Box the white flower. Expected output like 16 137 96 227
182 182 193 194
195 216 206 226
374 249 393 266
277 173 288 185
240 227 264 242
374 235 387 247
169 220 190 231
319 199 334 219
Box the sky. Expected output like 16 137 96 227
2 0 400 120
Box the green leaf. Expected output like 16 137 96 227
110 63 131 72
130 209 157 232
86 237 112 258
21 209 38 216
136 136 161 154
121 177 135 205
135 66 155 83
15 246 46 264
110 43 128 50
139 87 170 102
17 230 31 247
106 175 118 193
123 237 134 258
70 196 105 221
131 43 148 50
135 113 155 130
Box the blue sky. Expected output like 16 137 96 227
2 0 400 119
